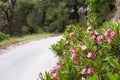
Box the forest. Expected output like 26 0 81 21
0 0 114 37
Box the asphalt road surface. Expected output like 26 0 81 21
0 36 62 80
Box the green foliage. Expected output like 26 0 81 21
107 57 120 70
86 0 114 13
44 1 69 32
107 72 117 80
107 57 120 80
37 28 45 33
21 25 29 34
39 72 52 80
41 22 120 80
0 32 9 41
0 1 3 6
86 0 115 27
0 0 115 36
14 0 35 35
87 13 104 28
51 24 84 56
102 23 120 55
51 38 67 56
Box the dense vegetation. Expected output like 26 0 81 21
40 23 120 80
36 0 120 80
1 0 120 79
0 0 114 37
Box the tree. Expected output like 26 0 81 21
47 1 69 32
0 0 16 35
15 0 35 35
86 0 115 27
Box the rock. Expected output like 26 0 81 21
111 0 120 23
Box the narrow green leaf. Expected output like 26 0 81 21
106 57 120 69
107 72 117 80
94 73 99 80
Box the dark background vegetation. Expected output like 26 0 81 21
0 0 115 37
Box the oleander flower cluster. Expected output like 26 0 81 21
40 23 120 80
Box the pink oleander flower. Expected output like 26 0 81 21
74 62 80 66
87 27 91 32
87 67 93 74
90 30 99 39
94 30 99 35
78 53 81 56
66 40 70 44
81 77 86 80
71 49 77 59
51 73 57 80
61 61 65 65
70 39 73 41
50 69 56 74
105 28 111 38
81 68 87 74
56 65 62 70
63 52 67 55
70 32 75 36
81 45 87 50
105 28 116 39
108 38 112 43
110 31 116 36
71 49 77 54
106 28 111 33
66 40 73 44
80 42 85 45
87 52 95 59
97 35 104 44
71 53 77 60
90 33 96 39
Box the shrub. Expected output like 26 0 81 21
0 32 10 41
22 25 29 34
51 24 85 56
37 28 45 33
40 22 120 80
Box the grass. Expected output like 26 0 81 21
0 33 60 48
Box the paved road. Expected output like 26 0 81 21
0 36 62 80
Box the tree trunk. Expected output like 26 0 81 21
0 0 16 35
40 0 47 27
41 9 46 27
74 0 79 22
7 16 14 35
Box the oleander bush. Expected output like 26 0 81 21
51 24 85 56
39 22 120 80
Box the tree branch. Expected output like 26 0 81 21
0 6 9 21
11 0 16 6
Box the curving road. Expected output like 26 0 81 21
0 36 62 80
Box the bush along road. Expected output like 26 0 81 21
40 23 120 80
